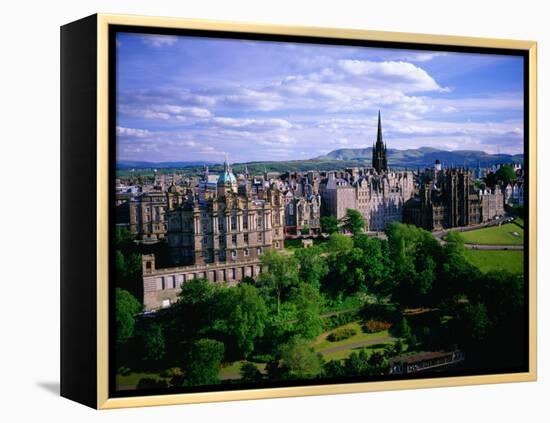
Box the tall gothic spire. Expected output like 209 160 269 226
376 110 383 144
372 110 388 173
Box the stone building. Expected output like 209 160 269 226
319 112 414 231
403 166 504 231
142 158 285 311
354 170 414 231
284 190 322 235
128 190 169 242
504 182 524 206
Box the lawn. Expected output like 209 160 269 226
116 371 169 390
464 249 524 274
311 321 395 361
458 222 524 246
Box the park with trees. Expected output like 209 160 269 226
114 209 526 391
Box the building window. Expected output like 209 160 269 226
275 241 279 248
218 218 223 230
244 248 249 257
243 215 248 229
231 215 237 231
244 233 249 243
258 232 263 242
232 234 237 245
257 216 263 229
231 250 237 259
257 247 262 255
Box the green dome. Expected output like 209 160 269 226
218 170 237 185
218 156 237 186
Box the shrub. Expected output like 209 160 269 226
117 366 131 376
159 367 182 379
323 312 357 331
250 353 273 364
240 362 263 382
327 327 357 342
359 303 399 324
362 320 392 333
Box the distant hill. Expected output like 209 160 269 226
315 147 524 169
116 147 523 177
117 160 218 170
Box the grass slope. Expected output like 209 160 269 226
459 223 524 246
464 249 524 274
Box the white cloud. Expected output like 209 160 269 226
398 52 447 62
141 35 178 48
337 59 448 92
211 117 292 130
116 126 151 138
442 106 458 113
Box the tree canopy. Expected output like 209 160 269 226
320 215 339 234
258 250 300 314
115 288 142 345
340 208 366 234
182 338 225 386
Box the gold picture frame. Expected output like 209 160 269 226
61 13 537 409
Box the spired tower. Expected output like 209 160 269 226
372 111 388 174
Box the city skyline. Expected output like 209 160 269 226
116 32 524 163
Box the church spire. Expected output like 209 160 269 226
372 110 388 173
376 110 383 144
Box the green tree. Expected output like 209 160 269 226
294 246 329 289
321 216 339 234
240 362 263 382
326 233 353 255
344 349 369 375
325 247 367 295
115 288 142 345
463 303 491 342
301 225 310 235
278 338 324 379
223 283 268 358
353 235 391 294
340 208 366 234
170 278 221 341
183 338 225 387
139 322 166 363
115 250 126 278
392 317 412 339
290 283 324 339
115 226 133 247
495 164 518 185
258 250 300 315
439 231 479 298
385 222 440 306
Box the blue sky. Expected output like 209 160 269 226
116 32 524 163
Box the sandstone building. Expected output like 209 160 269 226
141 158 285 311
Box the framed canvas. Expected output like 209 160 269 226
60 13 537 409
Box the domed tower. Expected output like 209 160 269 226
217 155 238 197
